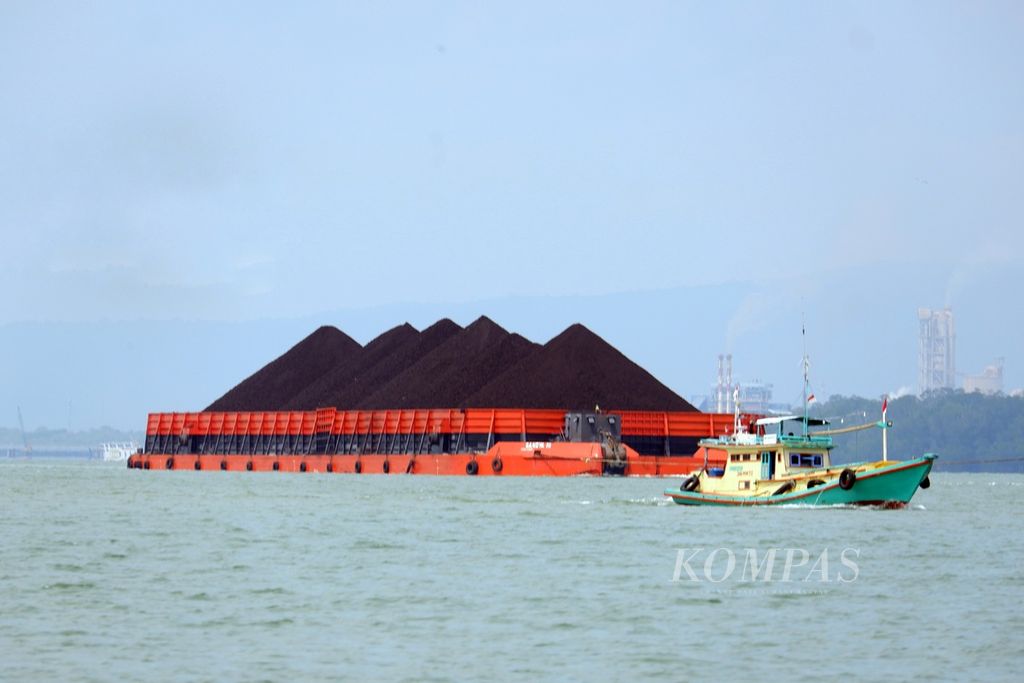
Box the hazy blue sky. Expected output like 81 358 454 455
1 2 1021 430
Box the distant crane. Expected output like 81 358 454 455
17 406 31 453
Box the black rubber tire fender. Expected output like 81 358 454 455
354 460 362 474
681 474 700 492
491 456 503 473
299 462 307 473
382 459 390 474
839 469 857 490
919 475 930 489
166 457 174 470
246 461 253 471
466 459 479 476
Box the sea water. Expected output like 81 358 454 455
1 460 1021 682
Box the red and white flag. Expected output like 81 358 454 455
807 394 817 404
882 396 888 414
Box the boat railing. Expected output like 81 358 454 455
700 432 833 448
779 434 833 448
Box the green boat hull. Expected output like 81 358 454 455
664 455 936 507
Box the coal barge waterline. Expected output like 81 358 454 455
133 318 749 477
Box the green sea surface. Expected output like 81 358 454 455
1 460 1021 682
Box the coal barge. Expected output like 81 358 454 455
129 407 749 476
129 318 755 476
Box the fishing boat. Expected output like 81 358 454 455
664 332 935 508
663 412 934 507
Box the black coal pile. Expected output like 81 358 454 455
282 323 419 410
205 326 361 411
286 319 462 410
205 318 696 412
357 316 538 409
464 323 695 411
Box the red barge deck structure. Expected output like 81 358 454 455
130 407 755 476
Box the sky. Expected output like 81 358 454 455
1 2 1022 430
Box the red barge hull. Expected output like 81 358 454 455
130 407 753 477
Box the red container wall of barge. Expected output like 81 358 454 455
145 409 749 437
145 410 747 440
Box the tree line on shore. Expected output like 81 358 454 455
814 391 1024 472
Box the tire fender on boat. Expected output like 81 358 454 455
246 461 253 471
272 461 280 471
466 459 479 476
919 475 931 489
354 460 362 474
839 469 857 490
299 462 307 473
220 460 228 471
382 459 390 474
491 456 503 473
681 474 700 492
195 460 202 471
166 457 174 470
405 458 415 474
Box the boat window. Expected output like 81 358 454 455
790 453 823 468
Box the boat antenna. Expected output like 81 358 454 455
801 316 809 437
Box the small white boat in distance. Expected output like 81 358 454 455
101 442 139 462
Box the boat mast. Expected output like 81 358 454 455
801 319 809 438
881 395 889 462
732 386 742 435
17 406 31 454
